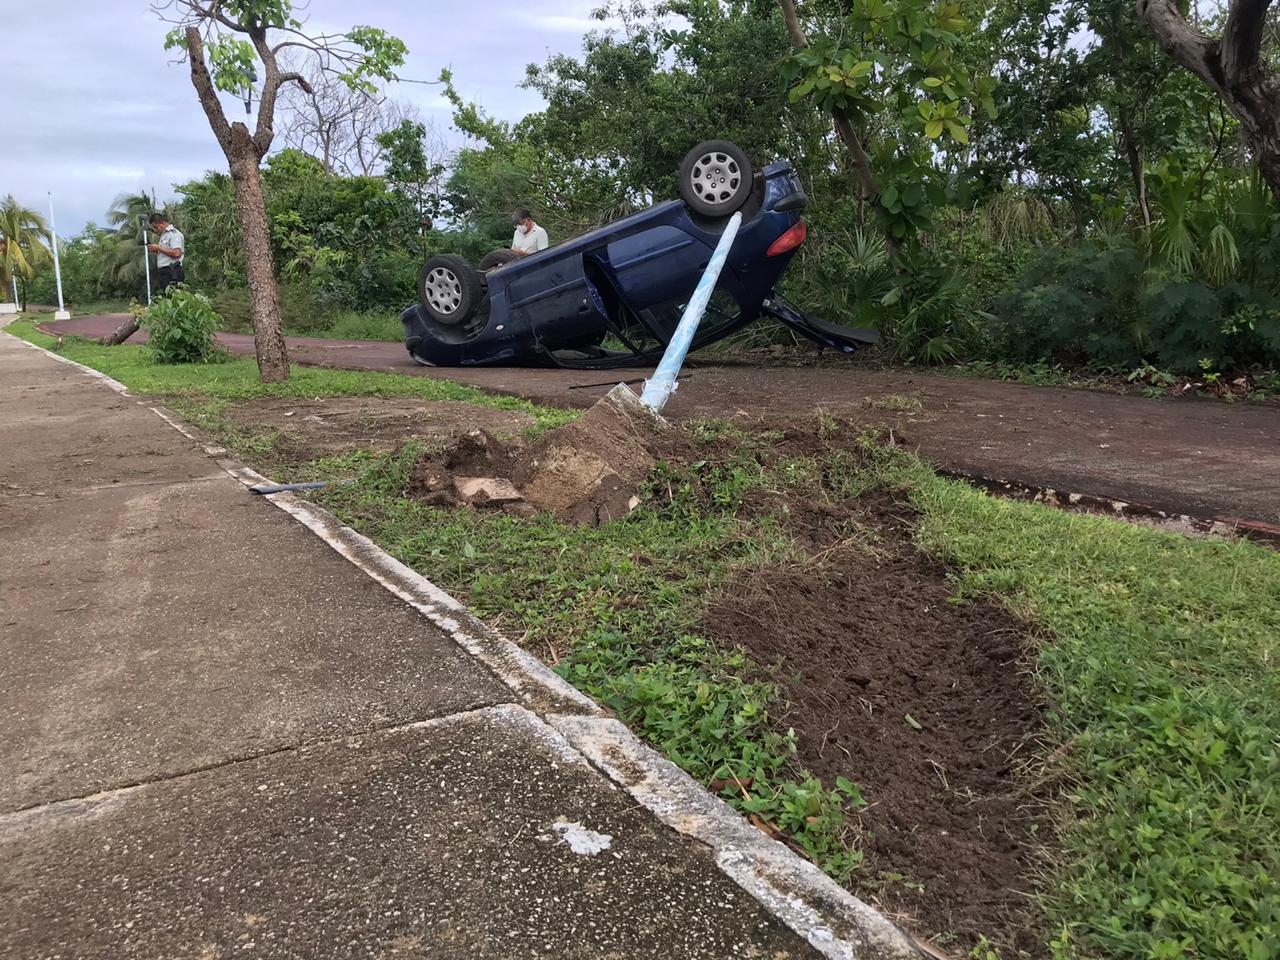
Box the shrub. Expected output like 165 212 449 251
211 283 336 334
138 288 223 364
987 241 1280 375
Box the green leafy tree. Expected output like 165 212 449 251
376 119 447 256
966 0 1107 220
157 0 408 382
522 1 807 208
778 0 996 245
0 196 52 308
27 223 119 306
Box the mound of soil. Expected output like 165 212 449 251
409 386 671 525
706 493 1045 957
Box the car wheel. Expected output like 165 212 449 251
678 140 754 218
418 255 483 325
478 248 519 271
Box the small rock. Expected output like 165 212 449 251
502 500 538 519
454 476 523 505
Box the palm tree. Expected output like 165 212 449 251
105 192 169 292
0 196 53 307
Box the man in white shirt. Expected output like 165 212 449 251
147 213 185 290
510 208 549 258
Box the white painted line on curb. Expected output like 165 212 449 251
6 329 926 960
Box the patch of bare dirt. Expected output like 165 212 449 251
705 489 1046 957
227 397 536 463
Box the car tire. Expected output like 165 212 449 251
418 255 483 325
478 248 519 271
678 140 754 218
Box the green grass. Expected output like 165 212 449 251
321 430 1280 958
866 392 924 413
896 457 1280 960
5 320 576 432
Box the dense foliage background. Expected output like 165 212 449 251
22 0 1280 376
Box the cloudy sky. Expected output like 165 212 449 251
5 0 612 235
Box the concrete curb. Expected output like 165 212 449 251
551 714 923 960
4 330 927 960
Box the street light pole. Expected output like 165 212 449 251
48 192 70 320
142 217 153 306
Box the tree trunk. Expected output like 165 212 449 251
1252 116 1280 198
101 315 140 345
230 147 291 383
1119 108 1153 226
180 25 291 382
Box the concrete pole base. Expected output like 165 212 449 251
53 310 71 321
0 303 17 315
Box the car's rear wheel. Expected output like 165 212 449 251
418 255 483 325
478 248 519 271
678 140 754 218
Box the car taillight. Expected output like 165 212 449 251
766 220 807 257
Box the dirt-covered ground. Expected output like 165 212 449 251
706 492 1044 951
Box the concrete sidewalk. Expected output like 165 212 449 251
0 333 918 959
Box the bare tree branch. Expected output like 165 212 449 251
1134 0 1220 91
778 0 809 49
185 26 234 155
248 25 282 155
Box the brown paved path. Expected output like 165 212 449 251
44 314 1280 524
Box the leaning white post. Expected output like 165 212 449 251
639 211 742 412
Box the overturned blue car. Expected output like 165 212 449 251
401 139 878 369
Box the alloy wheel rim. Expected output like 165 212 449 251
691 152 741 207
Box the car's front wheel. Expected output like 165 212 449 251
678 139 754 218
418 255 484 325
